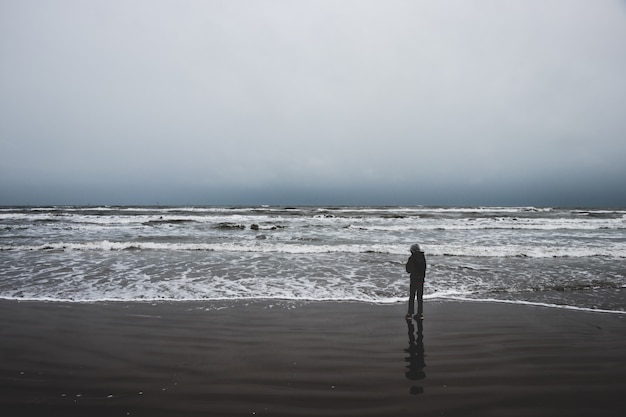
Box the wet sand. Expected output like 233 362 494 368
0 299 624 416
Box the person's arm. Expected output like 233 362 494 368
406 256 414 273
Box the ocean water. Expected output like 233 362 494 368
0 206 624 313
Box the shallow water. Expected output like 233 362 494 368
1 206 624 312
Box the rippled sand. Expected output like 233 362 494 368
0 300 624 416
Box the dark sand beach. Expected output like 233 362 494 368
0 299 624 416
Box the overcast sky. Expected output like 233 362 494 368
1 0 625 207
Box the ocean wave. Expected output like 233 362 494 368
348 222 626 232
2 241 624 258
1 253 622 313
2 207 624 233
3 205 623 314
143 219 198 226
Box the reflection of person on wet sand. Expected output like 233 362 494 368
404 318 426 395
405 243 426 320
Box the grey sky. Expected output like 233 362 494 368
1 0 626 206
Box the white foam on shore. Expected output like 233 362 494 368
1 293 624 315
436 296 626 315
2 240 625 258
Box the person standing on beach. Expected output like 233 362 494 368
406 244 426 320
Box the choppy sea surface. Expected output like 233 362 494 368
0 206 624 313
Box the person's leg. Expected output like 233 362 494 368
407 279 416 318
416 282 424 318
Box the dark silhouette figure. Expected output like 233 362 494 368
405 244 426 320
404 317 426 394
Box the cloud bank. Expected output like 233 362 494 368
1 0 625 206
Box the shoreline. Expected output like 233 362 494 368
2 295 623 315
1 299 624 416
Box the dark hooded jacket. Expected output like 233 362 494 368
406 250 426 281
